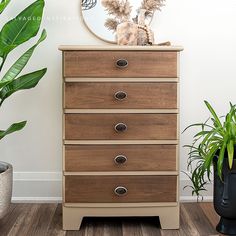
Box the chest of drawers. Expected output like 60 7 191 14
59 45 183 230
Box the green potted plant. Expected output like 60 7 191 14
184 101 236 235
0 0 46 218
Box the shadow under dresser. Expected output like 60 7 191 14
59 45 183 230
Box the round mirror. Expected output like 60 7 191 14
81 0 155 43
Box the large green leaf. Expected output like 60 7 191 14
0 121 26 140
204 145 219 180
227 139 234 169
1 29 47 84
204 101 223 129
0 79 11 89
217 140 227 180
0 0 45 58
0 0 10 14
0 68 47 105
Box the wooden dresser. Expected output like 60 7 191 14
59 45 183 230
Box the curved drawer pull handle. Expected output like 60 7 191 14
114 155 127 165
114 123 127 132
116 59 128 69
114 91 127 101
114 186 128 196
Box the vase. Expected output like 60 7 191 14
116 22 138 45
137 26 154 45
0 162 13 219
213 156 236 235
137 8 154 45
116 21 154 46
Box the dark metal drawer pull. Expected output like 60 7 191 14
114 123 127 132
114 186 128 196
114 155 127 165
114 91 127 101
116 59 128 68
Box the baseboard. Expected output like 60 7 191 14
180 196 213 202
12 197 62 203
12 172 62 202
12 172 213 203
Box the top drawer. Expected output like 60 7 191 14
64 51 177 78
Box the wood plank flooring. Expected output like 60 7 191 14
0 203 223 236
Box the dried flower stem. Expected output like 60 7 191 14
140 0 165 12
101 0 132 22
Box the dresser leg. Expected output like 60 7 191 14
159 206 180 229
63 206 83 230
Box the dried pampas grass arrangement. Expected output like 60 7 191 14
102 0 132 32
104 18 119 32
140 0 165 12
101 0 132 19
102 0 166 45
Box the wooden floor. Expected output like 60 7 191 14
0 203 223 236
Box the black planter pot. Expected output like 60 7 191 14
213 156 236 235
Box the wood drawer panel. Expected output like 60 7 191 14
64 114 177 140
64 51 177 78
65 175 177 203
64 82 177 109
64 145 177 171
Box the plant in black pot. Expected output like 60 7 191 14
183 101 236 235
0 0 46 218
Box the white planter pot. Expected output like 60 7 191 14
0 162 13 219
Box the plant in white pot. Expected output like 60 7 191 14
0 0 46 218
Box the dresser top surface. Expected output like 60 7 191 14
59 45 184 52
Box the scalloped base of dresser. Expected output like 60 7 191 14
62 204 179 230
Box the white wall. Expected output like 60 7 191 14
0 0 236 201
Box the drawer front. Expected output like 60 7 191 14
65 175 177 203
65 145 177 172
64 82 177 109
64 114 177 140
64 51 177 78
